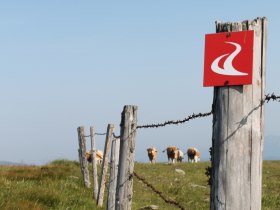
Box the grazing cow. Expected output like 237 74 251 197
147 147 157 163
163 146 178 163
186 147 200 163
85 150 103 164
176 150 184 162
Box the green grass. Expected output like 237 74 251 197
0 160 279 209
262 161 280 210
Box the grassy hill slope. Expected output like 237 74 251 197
0 160 279 209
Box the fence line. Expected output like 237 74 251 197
78 92 279 209
133 92 279 209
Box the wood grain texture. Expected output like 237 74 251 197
107 138 120 210
97 124 114 207
77 126 90 188
115 105 138 210
90 126 99 200
210 17 267 210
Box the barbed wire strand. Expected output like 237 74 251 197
264 93 280 102
93 93 279 136
133 171 186 210
136 93 280 130
136 111 212 129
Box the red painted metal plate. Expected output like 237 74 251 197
203 30 254 87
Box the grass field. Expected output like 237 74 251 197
0 160 279 209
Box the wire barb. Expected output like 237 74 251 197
136 111 213 129
265 93 280 102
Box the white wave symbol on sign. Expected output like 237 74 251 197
211 42 248 76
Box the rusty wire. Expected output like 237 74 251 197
133 171 186 210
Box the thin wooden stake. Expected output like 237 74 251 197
97 124 114 207
107 138 120 210
210 17 267 210
90 126 99 200
115 105 138 210
77 126 90 188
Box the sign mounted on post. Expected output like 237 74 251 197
203 30 254 87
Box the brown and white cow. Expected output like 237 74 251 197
176 150 184 162
163 146 178 163
186 147 200 163
147 147 157 163
85 150 103 164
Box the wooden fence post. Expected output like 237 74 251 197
115 105 138 210
97 124 115 207
90 126 99 200
77 126 90 188
107 137 120 210
210 17 267 210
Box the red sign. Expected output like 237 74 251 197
203 30 254 87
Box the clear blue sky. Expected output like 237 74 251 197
1 1 279 164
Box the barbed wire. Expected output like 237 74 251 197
136 93 280 130
133 171 186 210
136 111 212 129
264 93 280 102
91 93 279 135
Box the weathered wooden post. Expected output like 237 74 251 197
115 105 138 210
107 137 120 210
77 126 90 188
90 126 99 200
97 124 115 207
210 17 267 210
